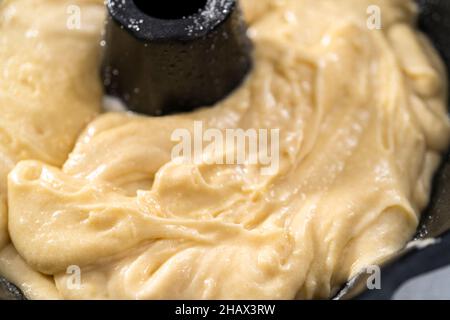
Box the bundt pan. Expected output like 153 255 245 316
1 0 450 300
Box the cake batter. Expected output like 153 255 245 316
0 0 449 299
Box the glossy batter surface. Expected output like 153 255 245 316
0 0 449 299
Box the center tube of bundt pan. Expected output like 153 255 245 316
102 0 253 116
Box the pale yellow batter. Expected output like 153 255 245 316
0 0 449 299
